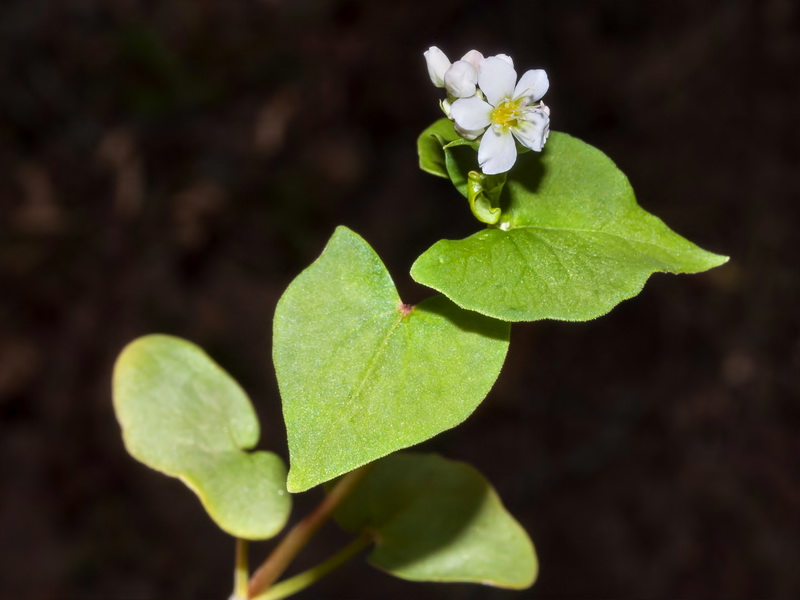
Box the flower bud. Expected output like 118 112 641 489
493 54 514 67
460 49 484 71
444 60 478 98
424 46 451 88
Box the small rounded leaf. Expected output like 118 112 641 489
273 227 510 492
334 453 537 589
113 335 291 539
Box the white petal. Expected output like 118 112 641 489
460 49 484 70
492 53 514 68
539 101 551 116
478 57 517 107
450 96 493 131
424 46 451 87
513 69 549 103
454 122 484 141
478 127 518 174
511 109 550 152
444 60 478 98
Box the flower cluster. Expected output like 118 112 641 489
424 47 550 175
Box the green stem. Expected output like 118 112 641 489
253 534 372 600
247 465 371 598
234 538 249 599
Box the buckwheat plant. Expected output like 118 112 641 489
112 47 727 599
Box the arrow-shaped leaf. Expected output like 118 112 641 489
411 131 728 322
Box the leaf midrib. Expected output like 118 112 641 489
320 309 407 453
506 221 682 257
346 311 405 406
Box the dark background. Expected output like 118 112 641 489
1 0 798 598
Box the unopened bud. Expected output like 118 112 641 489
424 46 451 88
444 60 478 98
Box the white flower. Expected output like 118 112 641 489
450 56 550 175
424 46 484 99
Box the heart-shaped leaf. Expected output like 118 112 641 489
113 335 291 539
334 453 537 589
273 227 510 492
411 131 728 322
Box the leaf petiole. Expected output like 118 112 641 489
247 465 371 598
233 538 249 600
252 533 372 600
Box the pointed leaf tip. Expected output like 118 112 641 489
412 131 728 322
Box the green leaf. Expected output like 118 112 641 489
417 118 462 179
442 137 479 199
418 119 481 199
411 131 729 322
113 335 291 539
273 227 510 493
419 119 507 224
334 453 537 589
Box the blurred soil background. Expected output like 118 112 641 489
1 0 798 598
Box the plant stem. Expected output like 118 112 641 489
234 538 249 600
252 533 372 600
247 465 371 598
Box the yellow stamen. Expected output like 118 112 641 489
491 99 524 129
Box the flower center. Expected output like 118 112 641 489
490 99 523 129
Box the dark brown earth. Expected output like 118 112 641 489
1 1 798 598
